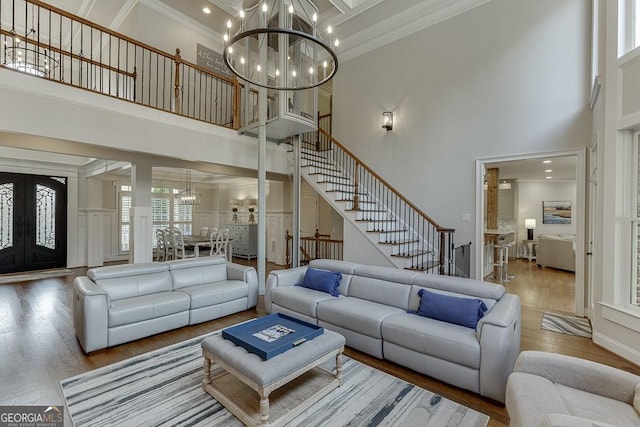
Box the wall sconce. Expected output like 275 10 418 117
525 218 536 240
382 112 393 131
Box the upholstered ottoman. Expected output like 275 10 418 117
201 329 345 427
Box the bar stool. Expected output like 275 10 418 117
494 243 514 284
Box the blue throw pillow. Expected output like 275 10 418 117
296 267 342 297
416 289 488 329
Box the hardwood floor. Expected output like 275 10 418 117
0 258 637 426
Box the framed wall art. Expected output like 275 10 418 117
542 201 571 224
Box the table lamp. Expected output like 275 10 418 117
525 218 536 240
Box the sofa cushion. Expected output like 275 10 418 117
412 274 505 301
108 291 191 327
309 259 359 295
506 372 570 427
316 297 404 338
381 312 481 369
347 276 412 310
89 262 173 300
635 383 640 414
179 280 248 310
298 267 342 296
409 285 497 315
168 256 228 290
416 289 487 329
555 383 640 427
271 286 336 318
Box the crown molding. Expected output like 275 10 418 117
339 0 491 62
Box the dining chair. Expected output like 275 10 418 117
163 228 175 260
199 226 209 237
155 228 166 262
171 227 195 259
208 228 219 256
213 227 230 261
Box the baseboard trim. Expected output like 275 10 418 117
592 331 640 366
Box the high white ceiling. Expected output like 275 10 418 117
39 0 493 61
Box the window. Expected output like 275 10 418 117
118 185 193 253
120 191 131 252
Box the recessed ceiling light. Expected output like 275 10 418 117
203 6 211 14
543 160 552 164
545 169 552 173
546 176 552 179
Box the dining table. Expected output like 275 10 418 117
183 235 232 260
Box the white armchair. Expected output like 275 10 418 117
506 351 640 427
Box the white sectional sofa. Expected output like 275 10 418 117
73 256 258 353
507 351 640 427
265 259 521 402
536 234 576 272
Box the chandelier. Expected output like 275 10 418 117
178 170 202 205
3 30 59 77
3 1 59 77
223 0 338 91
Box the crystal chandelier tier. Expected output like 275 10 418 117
223 0 338 91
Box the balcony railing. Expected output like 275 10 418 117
0 0 239 129
285 229 343 268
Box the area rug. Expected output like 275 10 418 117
61 332 489 427
541 312 592 338
0 268 74 284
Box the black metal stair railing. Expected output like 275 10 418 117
0 0 239 129
285 229 344 268
303 127 455 274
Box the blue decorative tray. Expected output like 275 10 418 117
221 313 323 360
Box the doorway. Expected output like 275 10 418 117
0 172 67 274
475 149 587 316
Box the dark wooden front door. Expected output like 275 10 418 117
0 173 67 274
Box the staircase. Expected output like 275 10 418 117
296 127 455 274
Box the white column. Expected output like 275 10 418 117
257 11 268 294
292 134 301 267
130 158 153 263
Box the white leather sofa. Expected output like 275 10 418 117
73 256 258 353
265 259 521 403
536 234 575 272
506 351 640 427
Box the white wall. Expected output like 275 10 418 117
119 1 224 66
333 0 591 267
517 180 577 238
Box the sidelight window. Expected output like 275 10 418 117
0 183 13 250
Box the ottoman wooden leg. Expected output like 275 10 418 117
259 394 270 426
336 352 344 386
202 353 212 389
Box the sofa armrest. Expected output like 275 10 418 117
265 267 308 313
477 293 520 333
514 351 640 404
477 294 521 402
226 262 259 308
72 276 110 353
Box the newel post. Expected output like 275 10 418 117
353 163 360 211
285 230 291 268
174 49 182 114
439 231 446 275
